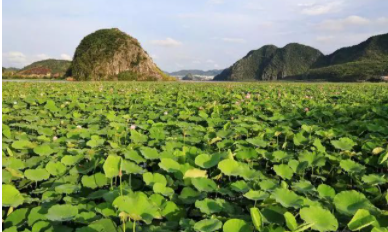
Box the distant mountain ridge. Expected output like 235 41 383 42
214 33 388 82
168 69 223 77
3 59 71 79
214 43 323 81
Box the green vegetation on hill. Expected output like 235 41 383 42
71 28 171 81
2 59 71 79
22 59 71 75
214 43 323 81
215 33 388 82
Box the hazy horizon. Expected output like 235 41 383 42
3 0 388 72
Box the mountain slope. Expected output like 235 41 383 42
71 28 172 81
214 43 323 81
18 59 71 78
300 33 388 81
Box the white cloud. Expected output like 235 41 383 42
36 53 51 60
318 15 371 31
3 51 28 66
151 38 182 47
60 54 72 60
206 59 215 63
300 1 342 16
222 38 246 43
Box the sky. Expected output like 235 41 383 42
2 0 388 72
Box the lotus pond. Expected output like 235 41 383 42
2 82 388 232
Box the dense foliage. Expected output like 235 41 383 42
2 82 388 232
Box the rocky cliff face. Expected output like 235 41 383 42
71 28 169 81
214 43 323 81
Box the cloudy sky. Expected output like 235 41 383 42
3 0 388 72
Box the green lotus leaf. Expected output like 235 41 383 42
331 137 356 151
236 149 258 161
184 168 207 179
261 206 286 224
11 140 34 150
45 100 59 112
259 179 278 191
223 219 252 232
47 204 78 221
140 147 159 160
159 158 181 173
230 180 249 193
292 180 315 194
112 192 161 224
195 198 223 215
272 188 303 208
124 150 146 164
75 211 100 224
293 132 307 146
33 144 55 156
244 190 269 201
250 207 263 231
362 174 387 185
82 173 108 189
86 135 105 148
340 159 365 174
246 137 267 148
55 184 81 194
153 183 174 196
121 159 144 174
273 164 294 180
300 206 338 231
272 151 292 162
45 161 66 176
347 209 377 231
218 159 241 176
179 187 203 204
4 208 29 228
131 130 148 144
191 177 218 192
194 218 223 232
299 151 326 167
372 228 388 232
61 154 83 166
284 212 298 231
95 202 116 218
195 153 223 169
317 184 335 199
28 206 48 226
103 155 121 178
3 157 26 170
3 227 17 232
161 201 184 221
75 218 117 232
24 168 50 182
334 190 377 216
143 172 167 186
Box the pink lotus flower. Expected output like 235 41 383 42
245 93 251 99
130 124 136 130
304 108 310 112
53 136 58 141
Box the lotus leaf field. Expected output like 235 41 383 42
2 82 388 232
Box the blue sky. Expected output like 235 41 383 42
3 0 388 72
